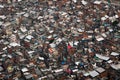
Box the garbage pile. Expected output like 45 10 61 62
0 0 120 80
